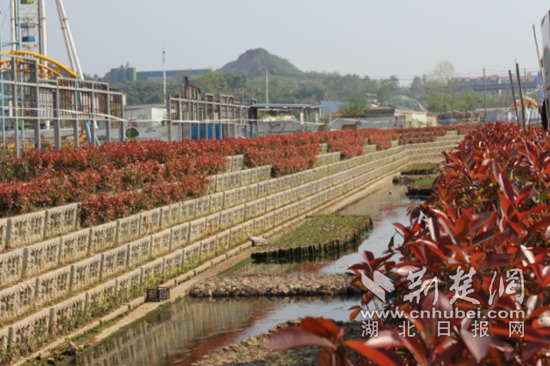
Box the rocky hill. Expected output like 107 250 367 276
220 48 303 77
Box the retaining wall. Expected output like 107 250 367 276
0 134 463 363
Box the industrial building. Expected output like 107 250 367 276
137 69 209 83
453 74 537 97
109 64 137 83
108 65 209 84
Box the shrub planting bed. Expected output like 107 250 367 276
267 123 550 364
0 126 472 227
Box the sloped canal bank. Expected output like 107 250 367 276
76 185 417 366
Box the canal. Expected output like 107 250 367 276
77 185 418 366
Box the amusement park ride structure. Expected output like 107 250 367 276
0 0 124 155
0 1 318 155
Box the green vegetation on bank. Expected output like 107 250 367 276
265 214 371 249
401 163 439 176
405 163 439 172
410 177 435 190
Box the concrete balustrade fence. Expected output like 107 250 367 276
0 134 464 363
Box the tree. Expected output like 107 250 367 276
338 98 368 117
422 60 457 112
113 80 179 105
388 75 400 91
362 76 379 97
194 71 228 94
429 59 456 84
377 83 392 104
409 76 424 100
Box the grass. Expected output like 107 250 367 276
264 214 371 249
402 163 439 174
410 177 435 190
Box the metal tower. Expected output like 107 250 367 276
9 0 83 79
14 0 44 53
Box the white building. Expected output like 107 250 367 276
124 104 167 127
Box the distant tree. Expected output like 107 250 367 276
194 71 229 94
423 60 457 112
388 75 400 91
114 80 179 105
409 76 424 100
226 74 247 89
362 76 379 96
429 59 456 84
377 83 392 104
338 98 368 117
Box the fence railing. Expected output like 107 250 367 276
0 55 324 154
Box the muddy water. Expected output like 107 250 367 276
78 185 418 366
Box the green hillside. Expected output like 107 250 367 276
220 48 303 77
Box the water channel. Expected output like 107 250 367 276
77 185 419 366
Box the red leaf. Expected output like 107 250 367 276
344 340 403 365
350 309 361 321
264 326 335 351
460 319 490 362
497 172 516 202
301 317 341 339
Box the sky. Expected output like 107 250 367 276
1 0 550 84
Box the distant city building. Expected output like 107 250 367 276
110 64 137 83
137 69 209 83
452 74 537 97
108 65 209 84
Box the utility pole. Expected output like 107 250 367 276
264 69 269 104
483 67 487 117
516 62 526 129
523 67 527 95
162 48 167 106
508 70 520 124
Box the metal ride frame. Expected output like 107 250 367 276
0 0 322 154
0 53 322 154
166 83 256 141
0 53 124 155
0 53 260 154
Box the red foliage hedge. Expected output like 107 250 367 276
346 123 550 364
0 125 474 226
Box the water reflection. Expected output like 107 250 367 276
77 296 359 366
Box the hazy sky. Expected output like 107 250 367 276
2 0 550 83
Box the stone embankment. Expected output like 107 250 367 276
1 132 464 365
189 274 360 297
